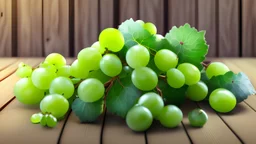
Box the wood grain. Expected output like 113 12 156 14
139 0 164 34
119 0 139 23
242 0 256 56
0 0 12 56
74 0 99 55
218 0 239 57
0 58 17 71
43 0 69 57
100 0 114 30
17 0 43 56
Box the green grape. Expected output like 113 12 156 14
31 67 57 90
206 62 230 79
70 60 89 79
40 94 69 118
126 45 150 69
78 47 102 70
88 69 111 84
154 49 178 72
99 28 124 52
39 61 57 73
119 66 133 78
40 114 48 126
188 109 208 127
91 41 105 54
177 63 200 85
158 105 183 128
186 81 208 101
100 54 122 77
209 88 236 113
56 65 70 77
16 62 32 78
143 22 157 35
166 68 185 88
49 77 74 99
71 78 81 84
135 20 144 26
14 78 45 105
131 67 158 91
45 53 66 67
126 105 153 131
77 78 105 102
46 114 58 128
30 113 43 124
137 92 164 118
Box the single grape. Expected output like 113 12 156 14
49 76 74 99
188 109 208 127
56 65 70 77
78 47 102 70
40 114 48 127
126 45 150 69
137 92 164 118
40 94 69 118
158 105 183 128
186 81 208 101
206 62 230 79
14 78 45 105
45 53 66 67
131 67 158 91
31 67 57 90
119 66 133 78
154 49 178 72
126 105 153 131
16 62 32 78
91 41 105 54
209 88 236 113
77 78 105 102
100 54 122 77
39 61 57 73
143 22 157 35
166 68 185 88
30 113 43 124
46 114 58 128
99 28 124 52
135 20 144 26
177 63 200 85
70 60 89 79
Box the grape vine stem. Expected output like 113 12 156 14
156 86 163 97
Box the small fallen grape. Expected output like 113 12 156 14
188 108 208 127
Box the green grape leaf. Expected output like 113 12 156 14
202 71 256 103
106 76 141 118
165 23 208 70
88 69 111 84
72 98 103 123
158 78 188 106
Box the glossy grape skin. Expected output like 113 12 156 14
31 67 56 90
186 81 208 101
143 22 157 35
166 68 185 88
49 77 74 99
40 114 48 126
154 49 178 72
16 62 32 78
206 62 230 79
126 45 150 69
158 105 183 128
137 92 164 118
100 54 122 77
39 61 57 73
56 65 70 77
46 114 58 128
70 60 89 79
77 78 105 102
177 63 200 85
40 94 69 118
45 53 66 67
30 113 43 124
135 20 144 26
78 47 102 70
14 78 45 105
131 67 158 91
126 106 153 131
91 41 105 54
99 28 124 52
209 88 236 113
188 109 208 127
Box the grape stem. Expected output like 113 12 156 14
202 60 211 68
156 86 163 97
159 75 166 79
103 80 114 111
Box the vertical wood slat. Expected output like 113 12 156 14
0 0 12 56
100 0 114 30
218 0 239 57
119 0 139 23
242 0 256 56
43 0 69 57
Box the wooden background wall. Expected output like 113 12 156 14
0 0 255 57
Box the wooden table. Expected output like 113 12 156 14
0 58 256 144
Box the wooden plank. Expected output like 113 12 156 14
139 0 164 35
74 0 99 55
0 0 12 56
0 58 17 71
102 112 145 144
119 0 139 23
43 0 69 57
17 0 43 56
168 0 196 28
218 0 239 57
0 59 23 81
100 0 114 30
198 0 217 57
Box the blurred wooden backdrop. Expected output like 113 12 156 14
0 0 255 57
